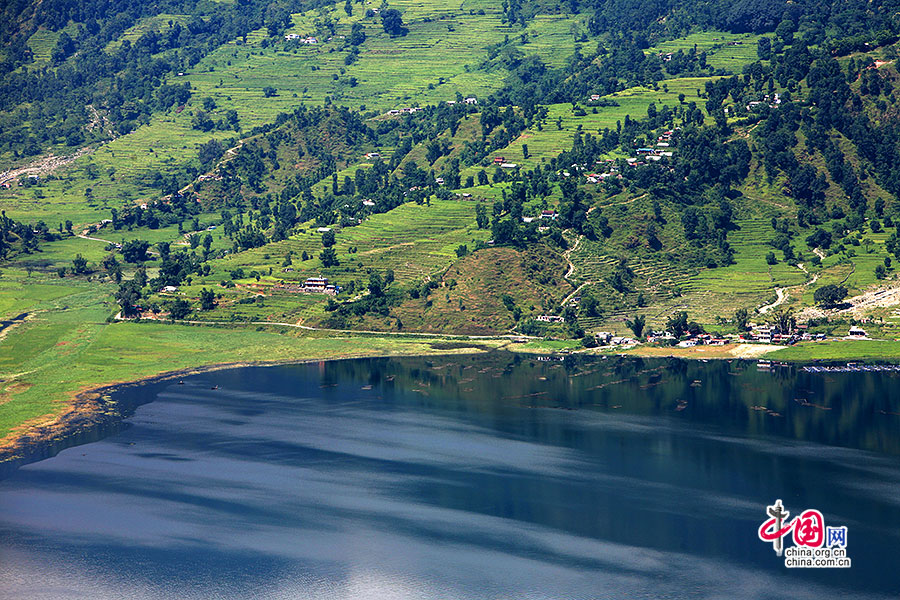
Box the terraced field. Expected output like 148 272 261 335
567 217 836 333
646 31 763 73
209 198 490 285
104 14 191 52
462 77 717 177
85 0 583 183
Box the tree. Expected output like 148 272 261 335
321 230 336 247
263 87 277 98
733 308 749 331
806 228 832 249
72 254 89 274
766 251 777 265
381 9 406 36
625 314 646 338
875 264 886 280
771 308 795 334
814 284 848 307
320 247 339 267
168 299 192 320
475 203 489 229
666 311 690 338
115 281 142 318
522 144 529 159
134 266 148 288
757 37 772 61
350 22 366 46
121 239 150 263
580 293 600 317
368 271 384 297
200 288 217 310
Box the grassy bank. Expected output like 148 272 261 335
0 290 504 448
768 340 900 362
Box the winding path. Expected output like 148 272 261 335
758 262 821 314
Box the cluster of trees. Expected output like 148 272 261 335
0 210 46 258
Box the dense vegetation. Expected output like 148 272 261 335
5 0 900 338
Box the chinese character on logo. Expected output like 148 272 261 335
792 509 825 548
758 499 791 556
827 526 848 548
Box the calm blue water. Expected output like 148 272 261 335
0 354 898 599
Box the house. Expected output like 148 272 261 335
589 94 601 101
387 109 401 115
500 162 518 169
446 100 457 105
362 200 376 207
317 227 332 233
365 152 381 159
464 97 478 105
540 210 558 220
435 177 445 185
303 277 329 291
537 315 565 323
595 331 613 344
678 339 698 348
493 156 506 164
161 285 178 293
848 326 868 338
301 37 318 44
522 216 535 223
635 148 655 155
285 33 300 40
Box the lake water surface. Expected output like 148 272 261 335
1 354 898 599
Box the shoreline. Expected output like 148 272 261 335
0 349 492 470
2 337 897 472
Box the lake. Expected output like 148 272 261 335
1 354 898 599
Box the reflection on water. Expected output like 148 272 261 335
0 354 898 599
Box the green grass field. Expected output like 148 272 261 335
769 339 900 361
0 294 499 444
646 31 763 73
